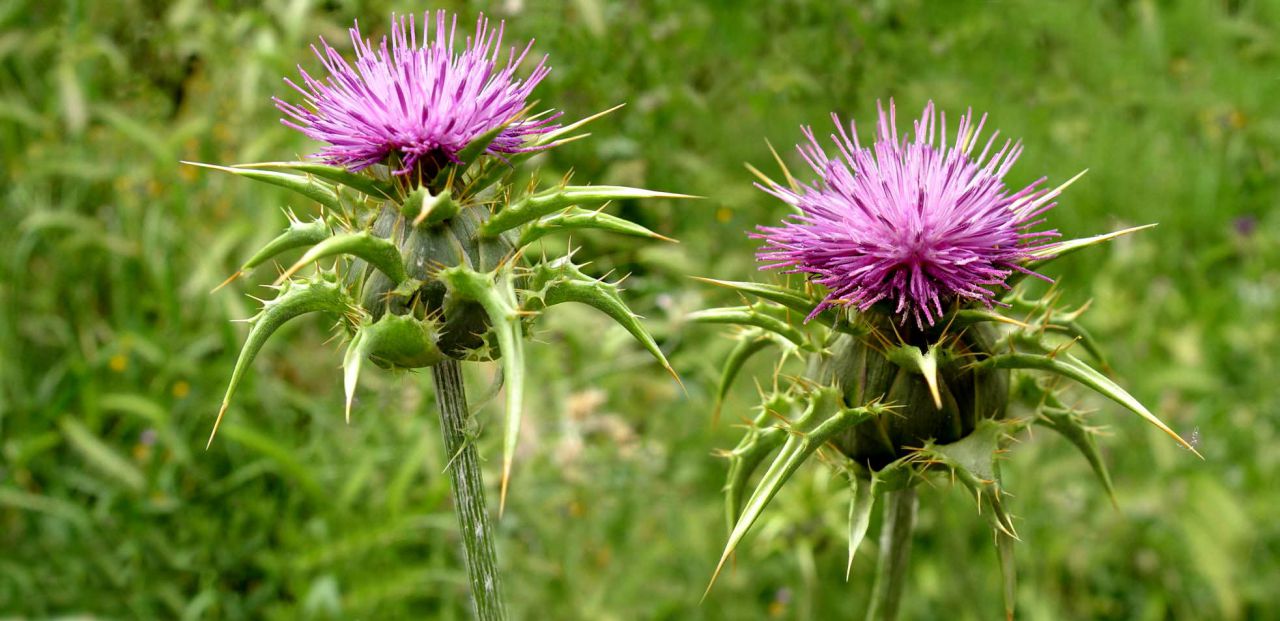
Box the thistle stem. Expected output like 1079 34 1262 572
431 359 507 621
864 487 918 621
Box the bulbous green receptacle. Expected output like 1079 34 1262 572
811 318 1009 471
358 203 519 362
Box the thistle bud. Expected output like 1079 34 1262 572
194 11 691 507
698 100 1197 619
815 319 1009 471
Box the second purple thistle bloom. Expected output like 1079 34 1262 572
275 11 560 176
754 101 1065 327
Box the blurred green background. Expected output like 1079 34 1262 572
2 0 1278 619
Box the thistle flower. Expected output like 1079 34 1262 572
189 12 689 618
275 11 559 176
695 101 1197 620
754 101 1061 327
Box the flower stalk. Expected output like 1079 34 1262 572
431 359 507 621
864 488 917 621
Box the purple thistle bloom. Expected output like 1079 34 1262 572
754 101 1064 327
275 11 560 175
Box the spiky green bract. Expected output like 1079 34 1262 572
707 383 887 596
697 224 1195 619
210 272 355 448
480 185 695 237
523 255 677 381
199 105 689 517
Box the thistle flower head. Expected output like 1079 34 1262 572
754 101 1061 327
275 11 560 176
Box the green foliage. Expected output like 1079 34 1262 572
2 0 1278 619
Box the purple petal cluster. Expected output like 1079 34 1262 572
276 11 559 174
754 101 1061 327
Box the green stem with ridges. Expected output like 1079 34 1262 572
431 359 507 621
864 487 917 621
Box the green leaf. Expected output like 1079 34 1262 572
235 161 398 200
1007 223 1156 288
0 487 91 529
481 185 694 237
59 417 145 493
182 161 342 211
517 206 675 246
437 122 509 187
277 231 408 285
217 422 325 500
210 277 353 448
978 351 1200 455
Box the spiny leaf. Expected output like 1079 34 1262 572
243 216 330 272
517 206 675 247
182 161 341 211
978 351 1200 455
686 305 809 349
846 473 876 581
210 278 353 448
1027 223 1157 263
1002 292 1108 367
714 330 789 424
216 216 331 291
458 104 596 190
481 185 695 237
527 258 677 382
691 277 829 325
723 394 796 530
1057 318 1109 369
1037 395 1117 506
439 265 524 514
928 421 1019 539
534 103 624 146
277 231 408 285
707 388 882 597
234 161 398 200
946 308 1032 330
